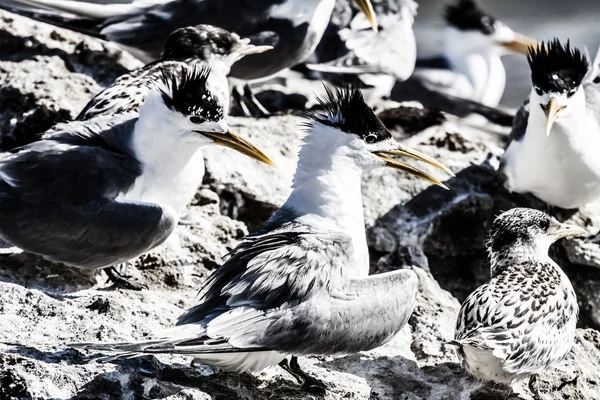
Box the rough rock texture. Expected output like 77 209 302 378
1 10 600 400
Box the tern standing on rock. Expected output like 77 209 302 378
72 85 454 393
501 39 600 209
77 24 272 121
451 208 584 400
0 65 273 289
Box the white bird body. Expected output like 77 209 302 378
501 40 600 209
502 89 600 209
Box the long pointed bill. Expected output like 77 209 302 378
501 32 539 54
541 97 566 136
377 145 455 177
353 0 378 32
200 129 275 166
375 154 449 189
553 223 587 239
234 44 274 57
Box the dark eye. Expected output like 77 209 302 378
538 219 550 231
365 134 377 144
190 116 203 124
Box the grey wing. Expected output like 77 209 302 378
0 198 178 269
505 98 530 147
0 120 177 269
100 0 276 60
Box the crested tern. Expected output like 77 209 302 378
77 24 272 121
451 208 583 400
71 85 454 392
402 0 537 108
0 65 273 289
305 1 417 102
500 39 600 209
6 0 378 81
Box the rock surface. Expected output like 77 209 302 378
1 9 600 400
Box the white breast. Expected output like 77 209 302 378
503 110 600 208
118 151 205 215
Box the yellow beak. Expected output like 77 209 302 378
200 129 275 166
501 32 539 54
541 97 566 136
374 145 454 190
353 0 378 32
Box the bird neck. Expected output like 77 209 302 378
488 242 552 277
283 125 369 275
444 29 506 106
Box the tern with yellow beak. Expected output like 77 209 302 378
4 0 377 80
0 65 273 290
71 85 453 394
500 39 600 209
404 0 538 107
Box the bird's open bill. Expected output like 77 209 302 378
234 44 274 57
353 0 378 32
374 146 454 190
502 33 539 54
553 223 587 239
541 97 566 136
199 129 275 166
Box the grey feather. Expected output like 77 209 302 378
0 114 178 269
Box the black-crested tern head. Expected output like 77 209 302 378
153 65 273 165
444 0 537 55
305 85 454 188
527 39 590 135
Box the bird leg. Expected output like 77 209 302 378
103 265 146 291
528 375 544 400
230 84 271 118
278 356 328 396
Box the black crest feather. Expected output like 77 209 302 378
527 39 589 94
305 84 391 143
157 65 223 122
444 0 496 34
162 24 241 61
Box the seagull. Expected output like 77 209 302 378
399 0 537 108
500 39 600 209
451 208 584 400
77 24 272 121
0 65 273 289
5 0 377 80
305 1 417 102
71 85 454 392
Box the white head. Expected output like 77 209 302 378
443 0 537 57
143 65 273 164
297 85 453 187
527 39 590 135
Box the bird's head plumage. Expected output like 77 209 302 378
488 208 586 256
142 65 272 165
300 85 452 188
444 0 537 55
162 25 273 66
527 39 589 135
